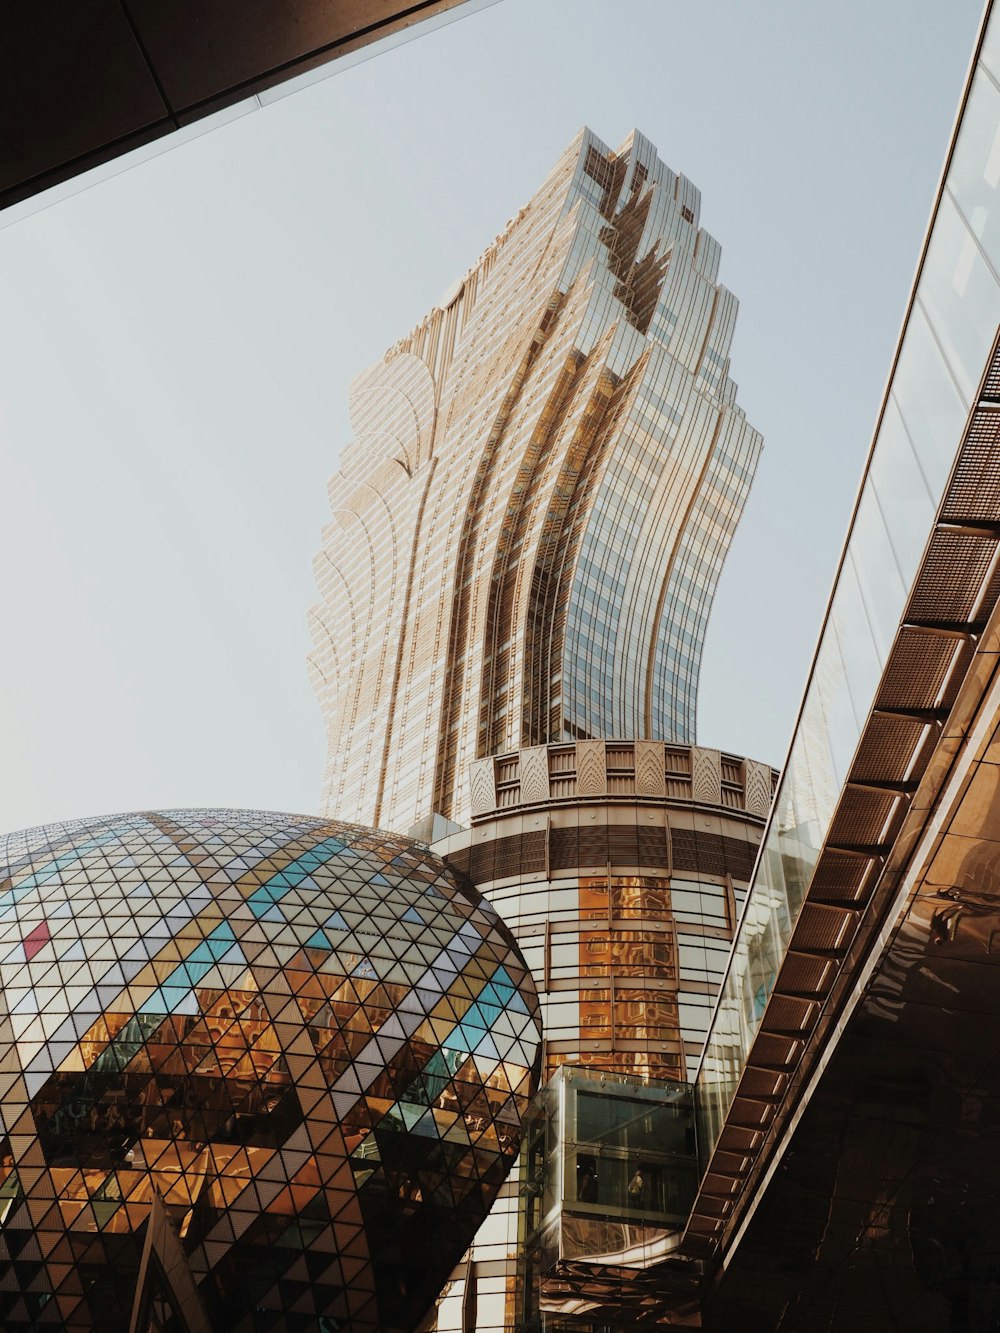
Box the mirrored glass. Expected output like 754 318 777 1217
980 8 1000 82
805 633 857 795
891 302 967 505
869 397 936 584
950 66 1000 275
849 482 908 662
920 191 1000 401
830 552 883 732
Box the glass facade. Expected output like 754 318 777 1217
517 1068 696 1330
422 741 773 1332
309 128 762 834
697 4 1000 1155
0 809 541 1331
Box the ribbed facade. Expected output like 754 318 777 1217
309 127 763 833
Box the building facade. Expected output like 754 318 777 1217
689 0 1000 1250
0 810 542 1332
309 128 763 834
666 3 1000 1327
422 741 776 1330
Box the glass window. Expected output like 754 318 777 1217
920 192 1000 402
950 67 1000 275
979 9 1000 82
800 639 855 804
829 553 883 734
694 42 997 1166
869 397 936 584
849 482 908 663
892 302 968 499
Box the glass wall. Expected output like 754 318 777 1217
518 1067 697 1329
697 5 1000 1154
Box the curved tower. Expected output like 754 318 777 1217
309 127 762 833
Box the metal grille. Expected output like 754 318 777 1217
445 847 473 877
670 830 757 880
981 358 1000 399
792 903 856 952
722 837 758 881
827 788 897 850
494 830 546 878
874 628 959 709
637 826 671 870
468 842 496 884
852 715 927 783
607 826 640 864
778 953 835 997
941 409 1000 521
808 850 874 905
905 530 996 622
671 828 719 875
578 827 611 866
549 827 579 871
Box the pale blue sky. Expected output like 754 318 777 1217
0 0 985 832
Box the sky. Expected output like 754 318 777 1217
0 0 986 835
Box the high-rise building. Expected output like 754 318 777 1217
427 739 776 1330
309 128 763 835
309 126 771 1331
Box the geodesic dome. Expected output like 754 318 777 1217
0 809 542 1331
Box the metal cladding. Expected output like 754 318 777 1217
309 127 763 834
0 809 541 1331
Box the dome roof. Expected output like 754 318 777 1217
0 809 542 1332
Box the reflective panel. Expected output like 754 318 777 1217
867 398 936 585
919 191 1000 402
518 1068 697 1328
0 810 542 1331
892 302 968 493
950 67 1000 273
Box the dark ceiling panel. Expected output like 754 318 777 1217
125 0 423 112
0 1 471 211
0 0 169 197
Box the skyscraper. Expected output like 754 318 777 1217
309 126 771 1330
309 128 763 835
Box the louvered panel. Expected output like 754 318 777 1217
578 826 610 867
607 826 640 866
637 826 670 870
979 357 1000 399
722 837 757 882
468 841 496 885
